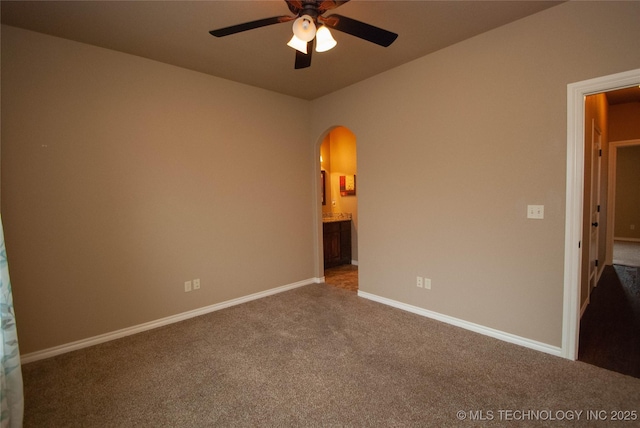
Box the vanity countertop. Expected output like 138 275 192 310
322 213 352 223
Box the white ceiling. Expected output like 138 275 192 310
2 0 566 100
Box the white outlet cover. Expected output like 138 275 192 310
527 205 544 219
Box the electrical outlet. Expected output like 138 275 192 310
184 280 192 292
193 278 200 290
424 278 432 290
416 276 423 288
527 205 544 219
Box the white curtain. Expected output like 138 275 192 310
0 215 23 428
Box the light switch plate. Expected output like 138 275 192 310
527 205 544 219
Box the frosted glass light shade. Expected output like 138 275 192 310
292 15 316 42
287 35 307 54
315 26 337 52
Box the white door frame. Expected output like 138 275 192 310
563 68 640 360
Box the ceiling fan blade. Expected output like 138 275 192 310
210 16 293 37
286 1 304 15
322 14 397 47
294 40 314 69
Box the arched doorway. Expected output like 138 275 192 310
318 126 358 292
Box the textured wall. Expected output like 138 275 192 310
2 26 315 354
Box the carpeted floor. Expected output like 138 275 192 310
22 283 640 427
613 240 640 267
615 264 640 316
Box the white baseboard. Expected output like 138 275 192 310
358 291 562 357
614 237 640 243
351 260 359 266
21 278 318 364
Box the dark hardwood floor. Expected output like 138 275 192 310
579 264 640 378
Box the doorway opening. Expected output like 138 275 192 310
607 139 640 266
563 68 640 361
580 137 640 378
318 126 359 292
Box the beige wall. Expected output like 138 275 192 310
615 145 640 240
610 102 640 240
609 102 640 142
1 26 314 354
609 103 640 239
310 1 640 347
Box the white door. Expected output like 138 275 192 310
589 120 602 293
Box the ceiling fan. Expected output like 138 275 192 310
209 0 398 69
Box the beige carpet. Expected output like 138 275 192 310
22 284 640 427
613 240 640 267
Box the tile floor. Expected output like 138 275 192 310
323 264 358 292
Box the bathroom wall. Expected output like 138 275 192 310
320 127 358 263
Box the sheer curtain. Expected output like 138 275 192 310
0 215 23 428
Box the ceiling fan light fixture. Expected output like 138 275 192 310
292 15 316 42
210 1 398 70
315 26 337 52
287 34 308 54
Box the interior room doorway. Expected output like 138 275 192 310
577 86 640 376
318 126 359 292
606 139 640 265
563 68 640 361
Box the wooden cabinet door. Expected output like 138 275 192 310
323 221 351 268
323 222 341 267
339 221 351 265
